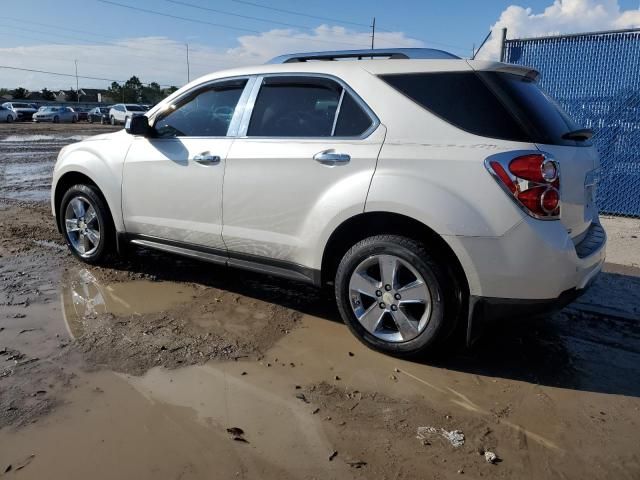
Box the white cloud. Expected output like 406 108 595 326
478 0 640 60
0 26 422 91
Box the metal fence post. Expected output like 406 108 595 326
499 28 508 62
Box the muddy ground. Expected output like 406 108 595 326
1 122 639 479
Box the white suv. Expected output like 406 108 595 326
51 48 606 355
108 103 146 125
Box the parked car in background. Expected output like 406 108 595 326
51 48 606 356
74 107 90 122
1 102 38 121
88 107 111 124
33 106 78 123
108 104 146 125
0 105 18 123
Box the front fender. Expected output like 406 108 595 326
52 133 131 231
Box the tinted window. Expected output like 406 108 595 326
125 105 145 112
248 77 341 137
381 72 530 142
479 72 585 146
334 92 372 136
154 80 246 138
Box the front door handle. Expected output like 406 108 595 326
313 149 351 166
193 153 221 165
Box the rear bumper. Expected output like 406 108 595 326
474 286 586 322
448 216 606 300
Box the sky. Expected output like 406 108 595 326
1 0 639 91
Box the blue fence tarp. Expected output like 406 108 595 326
504 30 640 217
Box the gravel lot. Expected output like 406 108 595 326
1 122 639 479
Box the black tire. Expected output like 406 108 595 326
335 235 454 356
100 117 105 125
53 115 59 123
6 114 13 123
59 184 115 265
72 116 77 123
88 117 93 124
110 116 116 126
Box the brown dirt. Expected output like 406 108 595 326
1 123 639 479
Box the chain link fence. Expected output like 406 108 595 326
504 29 640 217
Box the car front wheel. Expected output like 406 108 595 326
6 114 13 123
60 184 114 264
335 235 452 356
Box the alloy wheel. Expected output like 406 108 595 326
64 196 101 258
348 254 432 343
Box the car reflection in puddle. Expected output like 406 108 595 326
60 268 199 339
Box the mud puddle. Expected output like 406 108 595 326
2 313 640 479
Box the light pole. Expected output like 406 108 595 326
186 43 190 83
74 59 79 103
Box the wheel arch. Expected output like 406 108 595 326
321 211 469 299
53 171 114 233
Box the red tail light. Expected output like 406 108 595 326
486 153 560 219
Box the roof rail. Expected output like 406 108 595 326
267 48 459 64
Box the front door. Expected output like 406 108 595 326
122 78 249 249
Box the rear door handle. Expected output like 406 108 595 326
193 153 221 165
313 149 351 166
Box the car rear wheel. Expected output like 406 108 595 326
335 235 451 356
60 184 114 265
110 116 116 125
6 115 13 123
53 115 59 123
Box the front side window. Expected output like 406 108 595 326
247 76 373 137
154 80 247 138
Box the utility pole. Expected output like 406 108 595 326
370 17 376 49
186 43 190 83
74 59 79 103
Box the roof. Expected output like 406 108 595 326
267 48 459 64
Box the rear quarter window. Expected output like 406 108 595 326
380 71 586 146
381 72 530 142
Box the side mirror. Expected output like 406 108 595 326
125 115 150 136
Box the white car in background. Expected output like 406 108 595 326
1 102 37 121
108 104 146 125
0 105 18 123
51 48 606 356
32 106 78 123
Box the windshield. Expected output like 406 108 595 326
125 105 145 111
14 103 31 108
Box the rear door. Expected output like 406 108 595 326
222 74 384 266
122 78 250 249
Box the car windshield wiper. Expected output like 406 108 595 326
562 128 593 141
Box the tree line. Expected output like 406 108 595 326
1 76 179 104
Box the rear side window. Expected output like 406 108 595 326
334 92 373 136
248 76 374 137
381 72 584 146
248 77 340 137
